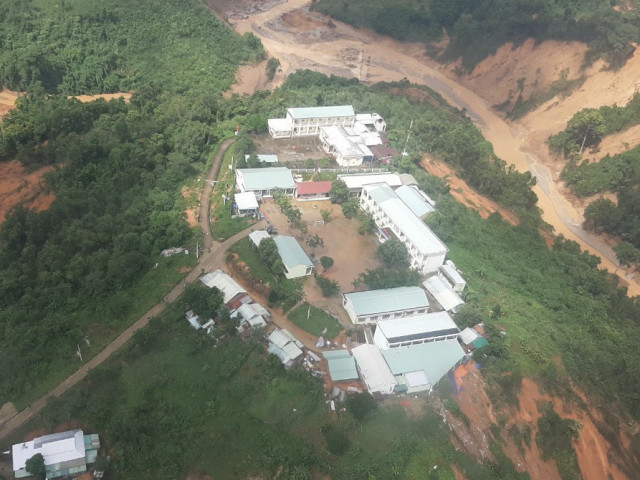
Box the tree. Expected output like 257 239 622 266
614 241 640 267
567 109 606 155
320 209 331 223
320 256 334 270
184 283 224 320
356 266 420 289
330 180 349 204
266 57 280 80
341 198 359 218
258 237 285 278
316 275 339 297
377 240 409 267
346 393 377 420
307 234 324 249
26 453 46 479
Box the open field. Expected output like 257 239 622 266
288 303 341 339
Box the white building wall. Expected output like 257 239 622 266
283 264 314 280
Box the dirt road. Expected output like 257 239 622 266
0 138 242 442
217 0 639 295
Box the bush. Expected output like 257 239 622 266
320 256 334 270
346 392 377 420
316 275 339 297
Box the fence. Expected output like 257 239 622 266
290 167 390 174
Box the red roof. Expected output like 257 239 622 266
296 181 332 195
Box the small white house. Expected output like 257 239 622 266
236 167 296 198
342 287 429 324
249 230 271 247
273 235 314 279
234 192 259 216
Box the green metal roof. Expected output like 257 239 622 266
274 236 313 270
238 167 295 190
381 340 465 387
323 350 359 381
472 337 489 349
344 287 429 316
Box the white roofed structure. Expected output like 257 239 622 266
360 183 447 274
236 167 296 198
459 327 481 346
374 312 460 349
337 173 403 193
352 344 397 395
395 185 435 218
249 230 271 247
439 261 466 292
200 269 246 304
234 192 259 214
423 276 465 313
268 328 304 367
273 235 314 279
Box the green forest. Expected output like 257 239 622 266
313 0 640 69
2 0 640 478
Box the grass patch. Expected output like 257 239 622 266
211 145 257 241
288 303 342 339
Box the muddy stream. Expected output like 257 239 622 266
218 0 639 296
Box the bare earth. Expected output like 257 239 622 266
0 161 56 225
582 123 640 163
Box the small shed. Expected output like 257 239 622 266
268 328 304 367
249 230 271 247
323 350 358 382
234 192 259 215
423 276 465 313
459 327 481 346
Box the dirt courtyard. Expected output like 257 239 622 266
251 133 329 164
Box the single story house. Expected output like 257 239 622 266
200 269 249 308
268 328 304 367
381 340 465 393
423 276 465 314
12 430 100 479
234 192 259 216
323 350 359 382
249 229 271 247
342 286 429 325
295 181 332 201
234 302 269 334
236 167 296 198
273 235 314 279
352 344 397 395
373 312 461 350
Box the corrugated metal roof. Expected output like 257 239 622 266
200 269 246 303
288 105 354 119
274 235 313 270
13 430 86 472
238 167 296 190
338 173 402 190
344 287 428 316
395 185 435 218
363 183 447 256
423 277 465 312
296 181 332 195
459 327 480 345
352 344 397 394
382 340 465 387
249 230 271 247
376 312 458 341
234 192 259 210
323 350 358 381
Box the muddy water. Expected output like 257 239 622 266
228 0 639 295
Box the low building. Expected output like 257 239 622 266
342 287 429 325
245 154 279 164
438 261 466 292
236 167 296 198
234 192 259 216
12 430 100 479
373 312 460 349
360 183 447 274
323 350 359 382
423 276 465 313
319 125 374 166
381 340 465 393
200 269 248 307
249 229 271 247
337 172 404 196
234 302 269 334
352 344 397 395
269 105 356 138
273 235 314 279
268 328 304 367
295 181 332 201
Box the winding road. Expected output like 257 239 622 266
225 0 638 295
0 138 263 442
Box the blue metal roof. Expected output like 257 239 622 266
344 287 429 316
274 236 313 270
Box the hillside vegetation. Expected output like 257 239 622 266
313 0 640 69
548 95 640 260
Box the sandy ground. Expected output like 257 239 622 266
0 161 56 225
0 89 21 117
582 123 640 162
182 185 201 227
251 133 328 163
70 92 131 103
421 156 519 225
205 0 640 295
225 60 276 97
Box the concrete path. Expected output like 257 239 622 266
0 138 243 442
